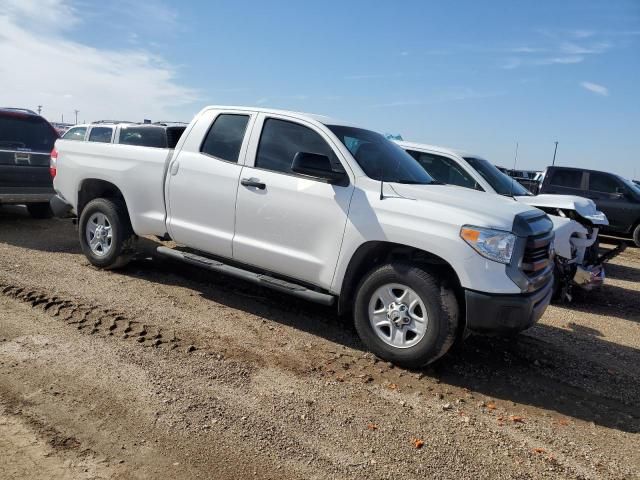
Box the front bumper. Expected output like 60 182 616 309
464 280 553 335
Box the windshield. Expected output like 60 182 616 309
464 156 531 196
327 125 434 184
620 176 640 197
0 114 58 152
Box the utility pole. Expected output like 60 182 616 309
552 141 559 166
37 105 42 115
74 110 79 124
61 113 64 123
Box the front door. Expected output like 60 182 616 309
233 114 354 289
586 172 635 233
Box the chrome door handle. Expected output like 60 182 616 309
241 178 266 190
170 161 180 175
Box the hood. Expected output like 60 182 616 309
390 183 541 233
516 194 608 226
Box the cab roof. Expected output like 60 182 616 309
199 105 354 128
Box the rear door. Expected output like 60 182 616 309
541 168 587 196
232 114 354 289
166 109 256 258
585 172 634 232
0 112 58 191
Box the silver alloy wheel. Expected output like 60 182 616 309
368 283 428 349
86 212 113 257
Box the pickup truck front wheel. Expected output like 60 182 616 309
354 263 458 368
79 198 137 269
633 223 640 248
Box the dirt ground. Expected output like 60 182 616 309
0 206 638 480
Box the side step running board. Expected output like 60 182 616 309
155 246 335 306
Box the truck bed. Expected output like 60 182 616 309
53 140 174 236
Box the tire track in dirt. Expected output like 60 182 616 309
0 282 189 352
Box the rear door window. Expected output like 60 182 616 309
200 114 250 162
0 114 58 152
88 127 113 143
62 127 87 141
119 126 166 148
549 169 583 189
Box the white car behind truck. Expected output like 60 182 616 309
50 106 554 367
397 141 619 300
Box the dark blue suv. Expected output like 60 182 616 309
540 166 640 247
0 108 59 218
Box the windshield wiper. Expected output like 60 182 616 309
395 180 432 185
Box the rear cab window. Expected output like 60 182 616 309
119 126 167 148
88 127 113 143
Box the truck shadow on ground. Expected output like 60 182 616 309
119 245 640 434
0 207 80 254
554 283 640 324
605 262 640 282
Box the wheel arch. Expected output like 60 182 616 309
337 241 463 316
77 179 131 223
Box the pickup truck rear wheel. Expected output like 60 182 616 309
353 263 458 368
79 198 137 269
633 223 640 248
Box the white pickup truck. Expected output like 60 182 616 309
51 106 554 367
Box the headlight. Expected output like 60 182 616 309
460 226 516 264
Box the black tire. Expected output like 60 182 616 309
633 223 640 248
353 263 458 369
26 202 53 219
78 198 137 269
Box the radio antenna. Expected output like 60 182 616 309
510 141 519 198
379 155 385 200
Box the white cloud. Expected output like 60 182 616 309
508 46 545 54
372 88 504 108
344 73 404 80
501 58 522 69
581 81 609 96
536 55 585 65
1 0 79 30
0 0 198 123
571 29 596 39
560 41 611 55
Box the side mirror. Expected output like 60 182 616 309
614 186 628 200
291 152 347 184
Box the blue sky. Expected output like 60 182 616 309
1 0 638 177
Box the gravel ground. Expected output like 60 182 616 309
0 206 638 479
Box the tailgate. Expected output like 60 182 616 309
0 151 52 189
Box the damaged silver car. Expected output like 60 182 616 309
397 141 625 300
